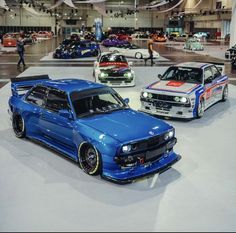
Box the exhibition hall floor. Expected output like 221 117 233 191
0 67 236 231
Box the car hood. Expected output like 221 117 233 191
148 80 200 94
78 109 172 143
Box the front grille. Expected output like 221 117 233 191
115 138 177 167
152 94 175 102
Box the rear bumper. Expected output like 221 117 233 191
102 151 181 184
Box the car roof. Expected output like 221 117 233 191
175 62 211 69
41 79 105 93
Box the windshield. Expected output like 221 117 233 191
130 44 140 49
70 88 128 118
100 54 127 63
161 66 203 84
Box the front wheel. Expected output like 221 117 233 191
12 113 26 138
197 99 205 118
222 85 228 102
78 143 102 176
135 52 143 59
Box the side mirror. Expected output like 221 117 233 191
58 109 73 120
124 98 130 104
128 61 133 66
157 74 162 79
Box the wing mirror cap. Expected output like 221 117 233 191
58 109 73 119
157 74 162 79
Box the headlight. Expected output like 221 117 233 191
124 72 133 79
142 92 148 98
164 129 175 140
99 72 108 79
174 96 180 102
180 97 187 103
122 145 132 153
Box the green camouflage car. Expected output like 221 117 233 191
184 38 204 51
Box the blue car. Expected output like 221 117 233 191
9 75 181 183
53 40 100 59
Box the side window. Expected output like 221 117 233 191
45 89 70 113
211 65 221 79
204 68 213 84
26 86 47 106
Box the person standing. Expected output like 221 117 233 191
16 37 26 68
145 36 154 66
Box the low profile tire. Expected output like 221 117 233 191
222 85 229 102
197 99 205 118
135 52 143 59
78 143 102 176
12 113 26 138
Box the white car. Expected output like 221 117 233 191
140 62 228 119
193 32 209 39
93 52 135 87
109 44 160 59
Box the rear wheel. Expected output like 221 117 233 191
197 99 205 118
78 143 102 176
222 85 228 102
12 113 26 138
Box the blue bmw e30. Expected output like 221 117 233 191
8 75 181 183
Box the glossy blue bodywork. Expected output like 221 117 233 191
9 78 180 183
53 40 100 59
102 38 130 47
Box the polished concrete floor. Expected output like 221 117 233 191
0 66 236 231
0 36 236 88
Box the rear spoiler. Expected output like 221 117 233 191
196 61 225 75
11 75 50 97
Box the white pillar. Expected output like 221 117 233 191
230 0 236 47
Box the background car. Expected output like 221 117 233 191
9 75 181 183
151 33 167 42
174 34 188 42
109 43 160 59
168 32 180 41
2 33 19 47
36 31 52 38
225 44 236 59
140 62 228 119
193 32 210 39
53 40 100 59
102 37 130 47
93 52 135 87
184 38 204 51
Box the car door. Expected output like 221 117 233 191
203 66 215 108
24 85 48 136
210 65 224 102
39 88 75 151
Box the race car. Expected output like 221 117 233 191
109 44 160 59
93 52 135 87
8 75 181 184
184 38 204 51
53 40 100 59
140 62 229 119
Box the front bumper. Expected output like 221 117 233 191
140 101 194 119
96 78 135 87
102 151 181 184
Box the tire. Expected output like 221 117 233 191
78 143 102 176
93 49 99 56
222 85 228 102
197 99 205 118
12 113 26 138
135 52 142 59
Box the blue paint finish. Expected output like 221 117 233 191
9 78 180 183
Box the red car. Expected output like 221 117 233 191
116 34 132 42
2 33 19 47
36 31 52 38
